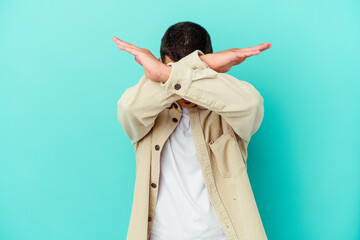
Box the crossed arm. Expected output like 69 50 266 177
113 36 271 146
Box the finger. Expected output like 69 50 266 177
117 44 138 56
232 50 261 65
113 36 142 56
265 42 272 50
236 50 260 58
226 50 258 62
250 42 269 51
241 42 270 52
258 42 271 51
112 36 137 48
112 36 141 52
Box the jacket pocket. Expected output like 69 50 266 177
209 133 246 178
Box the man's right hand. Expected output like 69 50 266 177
200 42 272 73
113 36 171 83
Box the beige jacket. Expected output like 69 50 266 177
117 49 267 240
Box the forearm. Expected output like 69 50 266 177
118 49 264 145
117 49 216 146
160 50 264 143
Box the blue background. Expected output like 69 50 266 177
0 0 359 239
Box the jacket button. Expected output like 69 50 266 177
151 183 157 188
172 118 178 123
148 216 152 222
155 145 160 151
172 103 178 109
174 84 181 90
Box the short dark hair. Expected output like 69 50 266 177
160 21 213 63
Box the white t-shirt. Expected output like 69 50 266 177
149 105 227 240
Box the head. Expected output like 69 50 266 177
160 21 213 64
159 21 213 108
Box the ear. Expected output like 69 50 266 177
158 57 163 63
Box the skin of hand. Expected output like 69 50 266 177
112 36 271 82
200 44 271 73
112 36 271 108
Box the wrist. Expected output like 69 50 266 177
199 54 213 70
199 54 206 63
159 65 172 83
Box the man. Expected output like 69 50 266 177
113 21 271 240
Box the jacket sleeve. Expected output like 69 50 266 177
159 49 264 143
117 75 182 147
117 51 207 147
117 49 264 147
117 48 228 147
